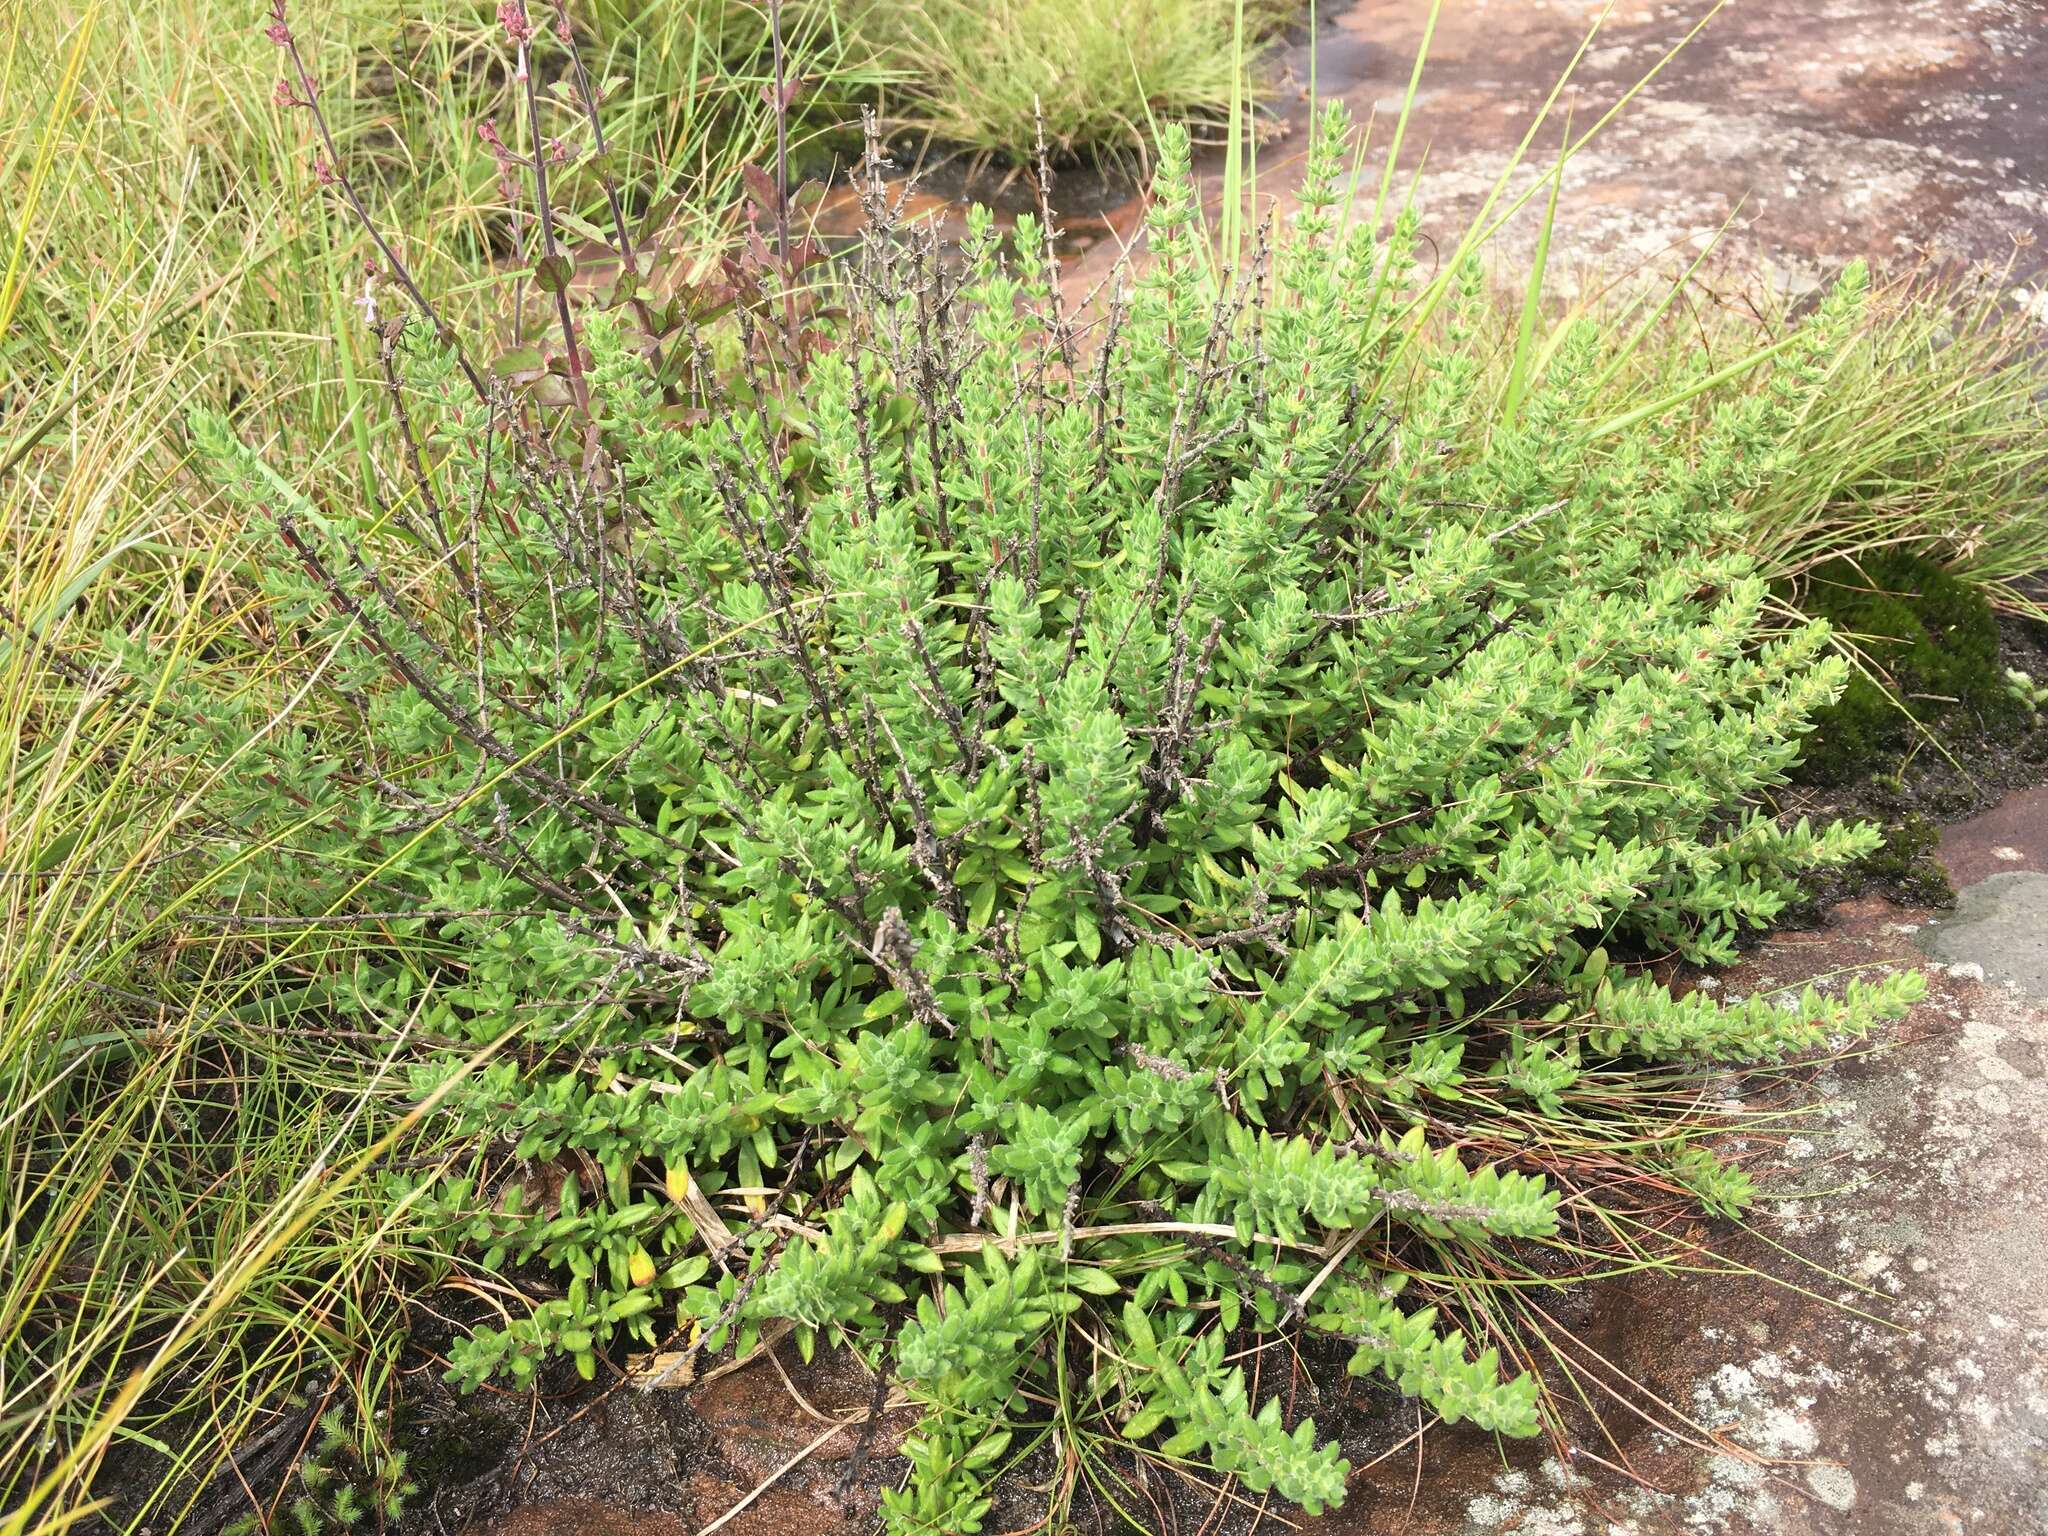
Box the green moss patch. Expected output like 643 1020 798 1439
1791 551 2020 786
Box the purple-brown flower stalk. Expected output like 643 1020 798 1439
263 0 487 399
503 0 589 413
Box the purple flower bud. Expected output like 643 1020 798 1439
497 0 532 43
313 156 337 186
477 118 517 168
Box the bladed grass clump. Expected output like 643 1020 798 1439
160 105 1931 1527
838 0 1293 166
1719 272 2048 609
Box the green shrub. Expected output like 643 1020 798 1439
180 111 1921 1523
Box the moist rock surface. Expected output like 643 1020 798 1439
1300 823 2048 1534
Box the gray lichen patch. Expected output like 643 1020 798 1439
1918 871 2048 999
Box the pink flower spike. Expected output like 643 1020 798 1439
497 0 532 43
264 18 291 45
313 155 337 186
